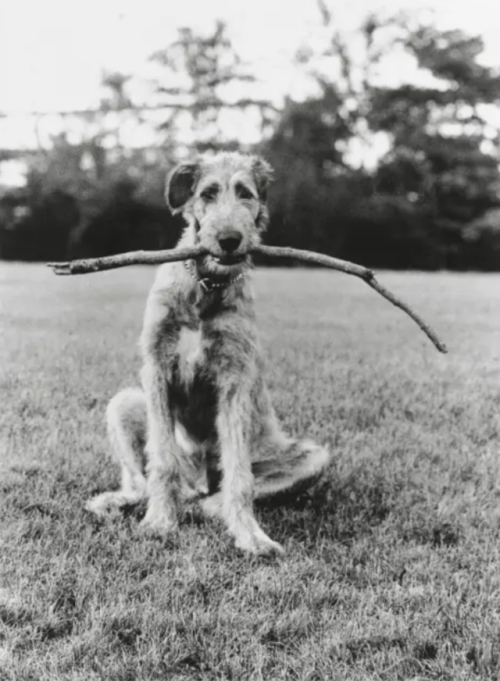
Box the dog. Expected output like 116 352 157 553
86 152 330 555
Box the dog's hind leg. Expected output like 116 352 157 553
86 388 148 516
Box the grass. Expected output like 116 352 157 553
1 262 500 680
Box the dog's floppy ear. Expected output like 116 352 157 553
165 162 200 213
251 157 274 202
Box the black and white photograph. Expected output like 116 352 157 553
1 0 499 678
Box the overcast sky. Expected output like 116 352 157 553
1 0 500 115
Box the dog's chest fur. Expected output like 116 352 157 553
168 324 218 444
175 328 205 387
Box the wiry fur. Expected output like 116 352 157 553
86 152 330 555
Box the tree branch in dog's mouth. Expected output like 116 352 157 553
47 246 208 275
47 245 448 353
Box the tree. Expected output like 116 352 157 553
263 91 364 255
369 24 500 267
150 21 275 152
263 3 500 268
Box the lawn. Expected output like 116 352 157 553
1 262 500 680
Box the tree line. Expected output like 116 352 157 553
1 10 499 270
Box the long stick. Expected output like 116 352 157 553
254 245 448 353
47 246 207 275
47 244 448 353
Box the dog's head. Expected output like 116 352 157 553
166 152 273 276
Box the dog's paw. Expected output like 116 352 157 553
234 524 284 556
139 511 179 540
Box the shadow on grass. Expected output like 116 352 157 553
255 469 394 549
7 460 462 557
29 441 460 560
82 466 396 550
253 463 464 552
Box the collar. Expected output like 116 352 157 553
184 260 245 293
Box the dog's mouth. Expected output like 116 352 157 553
210 253 247 267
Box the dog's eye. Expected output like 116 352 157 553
200 185 219 202
235 183 255 201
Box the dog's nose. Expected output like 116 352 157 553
218 231 242 253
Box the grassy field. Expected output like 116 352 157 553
1 262 500 681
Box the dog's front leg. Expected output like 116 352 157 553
139 360 181 536
217 384 284 556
